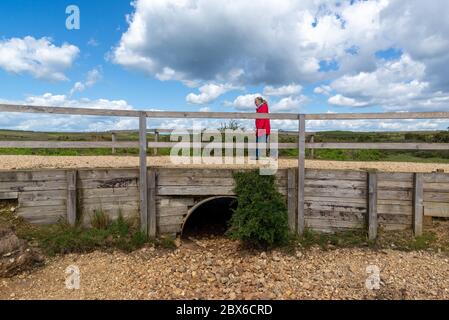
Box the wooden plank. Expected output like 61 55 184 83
305 170 367 181
424 192 449 203
377 204 412 215
310 135 314 159
80 203 138 212
148 169 157 237
0 170 67 182
66 170 77 226
287 168 296 232
81 195 139 205
305 217 364 229
305 179 367 189
78 178 139 189
157 197 195 208
158 176 236 186
147 141 297 149
157 206 189 217
154 131 159 156
139 112 148 235
80 187 139 198
3 104 449 120
111 132 117 154
0 180 67 192
307 143 449 150
424 202 449 218
423 183 449 192
19 199 66 207
423 173 449 183
22 216 63 225
378 214 412 225
377 172 414 182
377 190 413 201
0 141 139 149
305 202 367 214
77 169 139 180
0 192 18 200
297 114 305 236
158 215 185 226
377 180 413 190
0 104 300 120
304 187 367 198
156 168 288 180
18 190 67 201
305 111 449 120
413 173 424 236
157 186 287 196
159 224 182 234
304 196 367 205
157 186 235 196
18 206 66 216
368 172 378 240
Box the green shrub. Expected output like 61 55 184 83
227 170 290 248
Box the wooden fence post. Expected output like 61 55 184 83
287 168 297 232
148 169 157 237
139 112 148 235
368 172 378 240
67 170 77 226
310 135 314 159
413 173 424 237
111 132 117 154
297 114 306 235
154 130 159 156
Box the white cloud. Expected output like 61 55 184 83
186 83 234 104
109 0 449 112
264 84 302 97
199 107 211 112
112 0 388 86
328 54 449 111
0 36 79 81
70 68 103 95
224 93 263 111
328 94 369 108
0 93 137 132
271 96 308 112
314 85 332 95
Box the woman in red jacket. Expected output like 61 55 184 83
255 97 271 160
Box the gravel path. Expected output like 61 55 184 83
1 237 448 300
1 155 449 172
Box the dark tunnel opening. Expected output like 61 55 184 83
182 197 237 238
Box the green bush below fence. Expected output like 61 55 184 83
227 170 290 248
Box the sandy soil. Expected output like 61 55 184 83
1 237 448 300
1 155 449 172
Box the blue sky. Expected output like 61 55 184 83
0 0 449 132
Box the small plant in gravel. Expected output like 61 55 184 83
227 170 290 248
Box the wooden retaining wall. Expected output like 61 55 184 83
0 168 448 237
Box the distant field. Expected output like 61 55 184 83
0 129 449 163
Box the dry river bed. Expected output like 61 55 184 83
1 237 448 300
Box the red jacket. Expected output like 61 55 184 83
256 102 271 137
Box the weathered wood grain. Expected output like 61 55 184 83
287 168 296 232
368 172 378 240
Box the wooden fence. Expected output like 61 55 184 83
1 103 449 238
